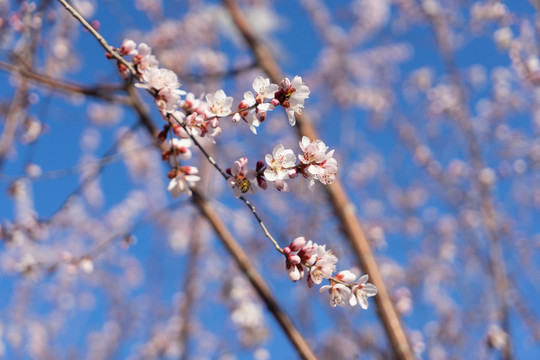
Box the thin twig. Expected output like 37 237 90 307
56 0 138 78
425 8 513 360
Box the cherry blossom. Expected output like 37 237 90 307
319 270 357 307
349 274 378 309
119 39 136 56
298 136 338 189
226 158 258 198
133 42 159 73
162 138 192 163
319 283 351 308
297 240 319 265
206 89 233 117
252 76 278 106
232 92 261 134
264 144 296 181
167 166 200 198
308 244 338 287
272 76 310 126
135 67 186 113
283 237 307 281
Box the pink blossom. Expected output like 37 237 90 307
175 106 222 142
334 270 357 283
349 274 378 309
136 68 186 113
273 76 310 126
167 167 200 198
283 237 307 281
286 262 304 282
264 144 296 182
298 136 338 189
232 92 260 134
319 282 352 308
133 42 159 73
308 245 338 288
289 236 306 251
226 158 258 198
299 136 328 165
137 67 182 92
252 76 278 104
168 138 192 161
298 240 319 265
120 39 136 55
206 89 233 116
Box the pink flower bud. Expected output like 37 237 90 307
256 110 267 122
288 168 298 179
257 177 268 190
279 78 291 90
237 100 249 110
289 236 306 251
288 254 301 264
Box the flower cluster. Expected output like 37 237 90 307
107 39 371 310
226 136 338 197
110 39 316 199
114 40 310 135
284 237 378 309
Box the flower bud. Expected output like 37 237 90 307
288 254 301 264
289 236 306 252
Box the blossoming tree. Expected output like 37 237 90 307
1 0 539 359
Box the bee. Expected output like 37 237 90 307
239 178 251 193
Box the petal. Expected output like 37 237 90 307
252 76 265 92
167 178 181 198
363 283 378 296
287 263 301 281
319 285 331 293
265 153 273 166
273 144 284 158
349 293 358 306
358 274 369 285
243 91 255 104
359 294 369 310
286 109 296 126
337 270 357 283
264 169 278 181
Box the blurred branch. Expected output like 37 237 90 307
0 145 151 182
38 121 143 224
191 189 317 360
38 199 190 274
0 78 29 170
222 1 414 359
425 7 513 360
180 62 258 83
0 60 130 103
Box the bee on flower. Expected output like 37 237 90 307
226 158 259 198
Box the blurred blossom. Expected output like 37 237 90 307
1 1 540 359
87 103 123 126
